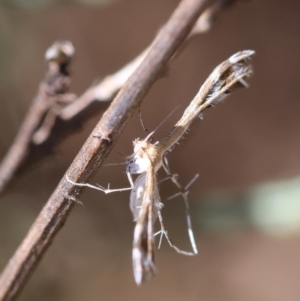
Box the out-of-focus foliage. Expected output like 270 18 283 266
75 0 118 6
198 176 300 237
197 192 250 232
248 176 300 236
8 0 53 10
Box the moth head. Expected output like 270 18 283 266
126 138 162 174
126 139 150 174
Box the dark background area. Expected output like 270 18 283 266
1 0 300 300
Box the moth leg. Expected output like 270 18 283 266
132 200 156 285
66 171 134 194
154 208 195 256
162 157 198 254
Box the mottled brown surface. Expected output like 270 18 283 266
1 0 300 300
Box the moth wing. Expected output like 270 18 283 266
132 167 158 285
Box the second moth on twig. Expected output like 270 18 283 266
67 49 255 285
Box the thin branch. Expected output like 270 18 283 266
0 0 241 197
0 0 211 299
0 41 75 195
59 49 148 120
60 0 238 120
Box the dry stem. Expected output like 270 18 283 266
0 41 75 195
0 0 239 196
60 0 237 120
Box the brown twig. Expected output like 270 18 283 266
0 0 211 299
60 0 239 121
0 41 75 195
0 0 241 197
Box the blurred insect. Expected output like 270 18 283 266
67 50 255 285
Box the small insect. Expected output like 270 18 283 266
67 50 255 285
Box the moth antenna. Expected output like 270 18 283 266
138 106 149 134
144 105 180 142
152 105 180 134
117 152 127 160
139 106 155 143
145 130 156 142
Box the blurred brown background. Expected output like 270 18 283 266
1 0 300 300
